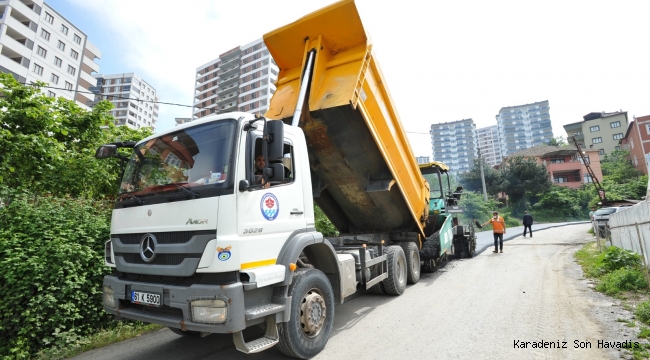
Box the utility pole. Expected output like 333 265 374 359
478 148 488 201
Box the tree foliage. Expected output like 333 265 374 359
0 74 152 199
499 156 552 213
458 158 504 196
532 185 592 219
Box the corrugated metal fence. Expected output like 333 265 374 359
609 202 650 267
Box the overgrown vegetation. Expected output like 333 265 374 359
0 74 152 358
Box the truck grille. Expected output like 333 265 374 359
120 253 201 266
116 231 200 245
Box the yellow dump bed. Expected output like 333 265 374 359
264 0 429 237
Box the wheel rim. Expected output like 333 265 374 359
397 254 406 285
410 251 419 277
300 288 326 338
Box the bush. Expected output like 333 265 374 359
595 267 647 295
636 302 650 325
0 195 113 358
602 247 641 272
314 204 338 237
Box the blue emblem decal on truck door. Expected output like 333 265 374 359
260 193 279 221
217 246 231 261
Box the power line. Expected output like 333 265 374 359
22 82 210 110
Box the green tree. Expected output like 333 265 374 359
600 150 643 184
0 74 152 199
499 156 552 213
548 136 568 146
458 158 504 196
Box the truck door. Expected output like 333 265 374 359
236 132 306 265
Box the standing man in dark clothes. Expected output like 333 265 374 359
522 211 533 237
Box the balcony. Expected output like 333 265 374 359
552 170 583 189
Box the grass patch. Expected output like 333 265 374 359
630 342 650 360
597 267 648 295
35 322 163 360
639 327 650 339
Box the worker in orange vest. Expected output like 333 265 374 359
480 211 506 253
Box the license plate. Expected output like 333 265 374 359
131 291 161 306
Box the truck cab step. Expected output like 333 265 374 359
233 317 279 354
244 303 285 320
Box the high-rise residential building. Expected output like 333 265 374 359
429 118 477 174
193 38 279 120
0 0 101 109
175 117 191 126
91 73 158 130
563 111 629 161
495 100 553 158
415 156 430 164
476 125 502 166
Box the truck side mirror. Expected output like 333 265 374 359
238 179 249 192
95 144 117 159
265 163 285 183
266 120 284 161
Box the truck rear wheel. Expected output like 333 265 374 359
382 245 407 295
277 268 334 359
400 242 420 284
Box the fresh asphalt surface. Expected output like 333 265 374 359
475 221 590 254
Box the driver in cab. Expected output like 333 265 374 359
255 155 270 189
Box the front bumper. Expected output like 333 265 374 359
103 275 245 333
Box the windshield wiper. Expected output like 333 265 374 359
124 194 145 205
174 184 200 199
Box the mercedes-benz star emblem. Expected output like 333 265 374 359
140 234 157 263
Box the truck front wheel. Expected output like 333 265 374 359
277 268 334 359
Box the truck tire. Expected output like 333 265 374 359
168 327 202 337
277 268 334 359
400 242 421 284
382 245 407 296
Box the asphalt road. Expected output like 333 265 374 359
475 221 590 253
75 222 637 360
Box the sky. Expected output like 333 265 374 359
46 0 650 159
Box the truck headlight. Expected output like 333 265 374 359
191 299 227 324
103 286 116 308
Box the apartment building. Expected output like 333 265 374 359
620 115 650 175
415 156 430 164
476 125 502 166
175 117 191 126
91 73 158 130
0 0 101 109
508 145 603 190
495 100 553 158
563 111 628 161
193 38 279 120
429 118 476 174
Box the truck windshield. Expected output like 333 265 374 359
118 120 235 202
422 173 443 199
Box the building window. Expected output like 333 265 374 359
646 124 650 135
573 131 582 136
54 57 62 67
67 65 76 76
615 146 621 151
60 24 68 35
50 73 59 84
44 12 54 24
583 174 593 183
70 49 78 60
41 29 50 41
57 40 65 51
48 91 56 98
64 81 73 91
598 149 605 155
33 63 43 76
592 137 602 144
610 121 621 128
36 46 47 58
589 125 600 132
612 133 623 140
554 176 568 183
73 34 81 44
550 157 565 163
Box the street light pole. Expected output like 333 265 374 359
478 149 488 201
